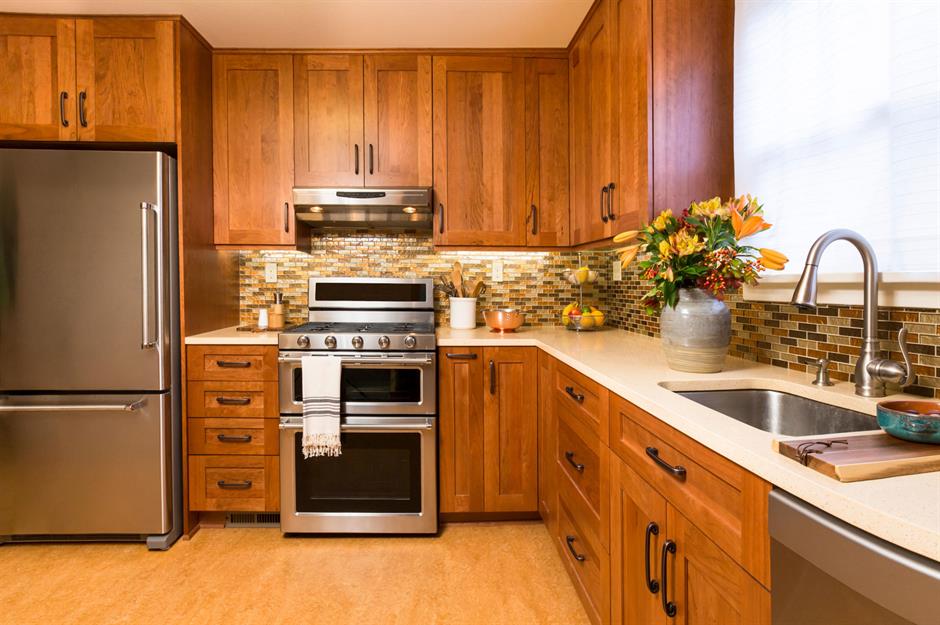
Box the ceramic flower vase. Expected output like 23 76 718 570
659 288 731 373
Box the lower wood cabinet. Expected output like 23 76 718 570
438 346 538 513
189 455 279 512
538 351 558 530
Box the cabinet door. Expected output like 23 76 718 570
75 18 175 142
213 54 294 246
667 507 771 625
0 16 76 141
537 351 557 529
611 455 668 625
433 56 526 246
294 54 364 187
525 58 570 247
363 54 432 187
438 348 485 513
482 346 538 511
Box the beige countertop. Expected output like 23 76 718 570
438 326 940 562
185 326 279 345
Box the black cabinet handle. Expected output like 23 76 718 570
216 360 251 368
78 90 88 127
530 204 537 235
600 185 609 223
284 201 290 233
646 446 687 481
59 91 69 127
445 353 478 360
217 434 252 443
438 202 445 234
217 480 252 490
564 385 585 403
564 451 585 473
661 539 677 617
606 182 616 221
215 396 251 406
368 143 374 175
565 535 586 562
645 522 661 593
354 144 360 175
489 359 496 395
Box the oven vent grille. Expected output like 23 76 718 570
225 512 281 528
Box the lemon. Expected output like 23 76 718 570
578 315 595 329
575 268 589 284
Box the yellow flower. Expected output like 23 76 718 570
651 209 673 232
658 239 674 259
671 230 705 257
690 197 729 219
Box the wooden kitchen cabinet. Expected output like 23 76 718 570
438 346 538 514
538 350 558 530
213 54 295 246
432 55 527 246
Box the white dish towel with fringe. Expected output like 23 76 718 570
301 356 342 458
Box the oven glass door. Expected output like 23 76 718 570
291 366 422 404
292 429 423 513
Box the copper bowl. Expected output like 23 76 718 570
483 308 526 333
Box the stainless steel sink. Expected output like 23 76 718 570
676 389 878 436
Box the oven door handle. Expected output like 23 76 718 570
279 421 434 432
278 356 433 366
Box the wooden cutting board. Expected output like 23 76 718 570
774 431 940 482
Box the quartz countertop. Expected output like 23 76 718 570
438 325 940 562
185 326 279 345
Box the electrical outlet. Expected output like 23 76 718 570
491 260 504 283
264 262 278 283
612 259 622 281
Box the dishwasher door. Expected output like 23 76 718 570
769 489 940 625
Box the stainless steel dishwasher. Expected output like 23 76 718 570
770 489 940 625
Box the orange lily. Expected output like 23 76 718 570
732 209 771 239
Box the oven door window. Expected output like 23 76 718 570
292 367 422 404
293 431 422 513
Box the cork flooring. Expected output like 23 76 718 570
0 522 589 625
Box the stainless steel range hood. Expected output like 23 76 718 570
293 187 432 231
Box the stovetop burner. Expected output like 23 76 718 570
285 321 435 335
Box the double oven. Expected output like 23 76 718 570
277 278 438 534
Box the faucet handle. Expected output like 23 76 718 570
867 327 914 387
799 356 834 386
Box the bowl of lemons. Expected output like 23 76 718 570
562 303 606 331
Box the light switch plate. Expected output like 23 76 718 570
612 259 622 281
264 262 278 283
492 260 504 283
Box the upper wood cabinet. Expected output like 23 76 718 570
294 53 432 187
213 54 295 246
0 16 76 140
525 58 570 246
433 55 527 246
0 16 175 142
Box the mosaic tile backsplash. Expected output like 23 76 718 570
239 234 939 399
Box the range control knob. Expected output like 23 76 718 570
377 335 391 349
297 335 311 348
324 335 337 349
403 335 417 349
351 336 364 349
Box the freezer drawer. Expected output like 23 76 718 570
0 393 172 537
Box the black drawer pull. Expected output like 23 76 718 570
645 522 660 593
445 353 478 360
59 91 69 127
216 396 251 406
564 451 585 473
489 359 496 395
645 446 687 481
600 185 609 223
217 434 252 443
564 385 585 403
78 90 88 127
565 535 586 562
661 539 677 617
217 480 252 490
216 360 251 368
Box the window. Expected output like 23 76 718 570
734 0 939 297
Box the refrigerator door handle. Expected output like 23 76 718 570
0 398 147 412
140 202 158 349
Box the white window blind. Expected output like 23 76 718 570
734 0 940 278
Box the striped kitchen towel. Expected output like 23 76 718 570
301 355 342 458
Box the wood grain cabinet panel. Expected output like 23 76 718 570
188 418 279 455
364 54 432 187
189 455 279 512
186 345 279 381
186 380 278 418
75 18 175 142
294 54 364 187
433 55 526 246
438 347 486 513
557 488 611 625
538 350 558 530
213 54 295 246
556 404 610 551
0 16 76 140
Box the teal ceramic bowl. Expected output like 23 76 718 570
876 401 940 444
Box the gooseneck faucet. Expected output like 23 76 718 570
790 229 913 397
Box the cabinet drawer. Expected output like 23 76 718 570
556 404 609 550
189 455 279 512
553 359 608 443
188 418 278 455
609 394 771 586
187 345 277 381
187 381 277 418
556 492 610 625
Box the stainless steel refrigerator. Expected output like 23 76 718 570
0 148 181 550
